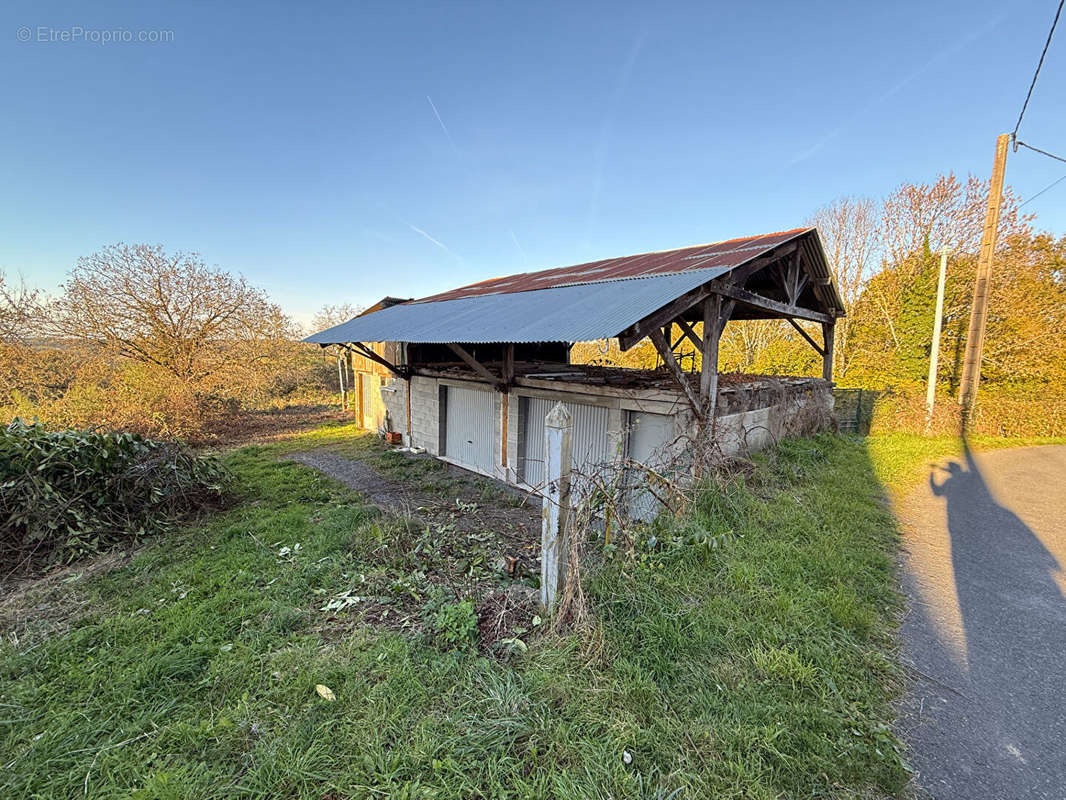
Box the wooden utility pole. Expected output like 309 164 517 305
926 248 949 428
958 133 1010 426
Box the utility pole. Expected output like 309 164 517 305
958 133 1010 427
925 247 949 430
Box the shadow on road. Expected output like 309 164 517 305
919 438 1066 797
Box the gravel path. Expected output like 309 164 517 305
288 450 423 510
895 444 1066 799
287 449 541 565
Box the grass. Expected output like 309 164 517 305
867 432 1066 495
1 428 922 799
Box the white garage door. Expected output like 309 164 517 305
444 385 495 476
626 411 675 521
520 396 610 497
360 373 376 430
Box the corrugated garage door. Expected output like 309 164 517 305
626 411 675 521
520 396 610 497
444 385 495 476
360 373 375 430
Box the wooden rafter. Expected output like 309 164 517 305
727 240 801 286
787 318 825 357
446 342 499 385
708 281 834 324
343 342 410 378
675 318 702 350
617 284 714 350
649 327 701 415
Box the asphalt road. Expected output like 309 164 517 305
896 444 1066 799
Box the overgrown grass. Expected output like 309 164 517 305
1 431 910 798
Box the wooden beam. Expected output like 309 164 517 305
617 284 714 350
700 295 721 417
502 343 515 386
708 281 835 324
821 321 835 381
787 318 825 357
649 327 702 415
345 342 409 378
726 240 801 286
675 318 702 350
717 299 735 338
445 342 498 384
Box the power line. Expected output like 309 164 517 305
1019 172 1066 208
1015 139 1066 163
1012 0 1064 141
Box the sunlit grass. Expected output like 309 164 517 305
0 431 928 798
867 431 1066 495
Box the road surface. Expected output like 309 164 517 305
896 444 1066 799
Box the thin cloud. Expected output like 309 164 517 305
587 31 645 237
788 14 1007 166
508 229 530 267
407 222 463 262
426 95 461 159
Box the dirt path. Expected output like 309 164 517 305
287 449 541 570
895 444 1066 799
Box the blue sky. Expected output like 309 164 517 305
3 1 1064 326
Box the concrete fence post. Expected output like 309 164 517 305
541 402 572 613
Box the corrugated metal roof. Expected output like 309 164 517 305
414 228 807 304
305 266 731 345
304 227 845 346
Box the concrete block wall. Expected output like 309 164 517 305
379 375 406 439
714 382 834 455
408 375 440 453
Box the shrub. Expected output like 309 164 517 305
428 598 479 650
0 420 228 570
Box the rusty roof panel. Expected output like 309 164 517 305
414 228 808 304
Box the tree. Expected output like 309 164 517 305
0 271 42 345
54 244 298 385
807 196 879 379
311 303 363 335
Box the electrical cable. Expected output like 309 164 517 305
1019 172 1066 208
1012 0 1064 142
1015 140 1066 163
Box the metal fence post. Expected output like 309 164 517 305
856 388 863 434
541 402 572 613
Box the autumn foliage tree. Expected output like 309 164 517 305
0 245 328 439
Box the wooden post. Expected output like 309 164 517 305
926 248 949 428
700 295 722 419
356 373 366 427
337 355 347 411
959 133 1010 424
540 402 572 613
821 321 835 382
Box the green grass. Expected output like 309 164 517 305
867 432 1066 494
1 430 915 799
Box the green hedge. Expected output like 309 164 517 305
1 420 227 570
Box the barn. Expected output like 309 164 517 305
308 227 845 502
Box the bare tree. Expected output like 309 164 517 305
808 196 879 378
0 271 42 345
311 303 363 335
54 244 299 384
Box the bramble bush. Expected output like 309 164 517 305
0 420 228 571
